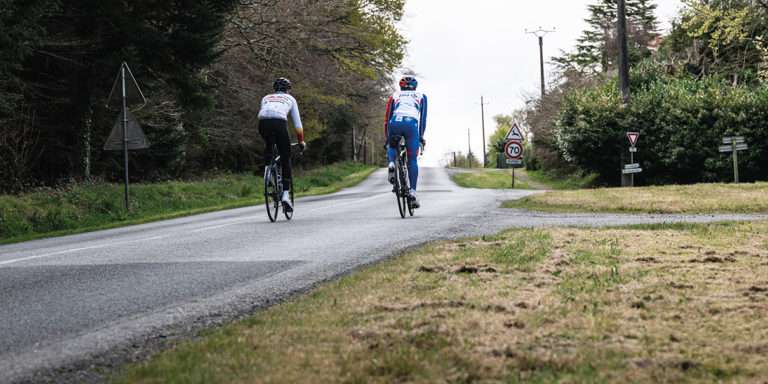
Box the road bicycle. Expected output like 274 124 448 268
264 143 302 222
390 135 417 218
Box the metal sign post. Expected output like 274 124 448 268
503 132 524 188
105 62 148 210
623 132 641 187
121 66 129 210
719 136 748 183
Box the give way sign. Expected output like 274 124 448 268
627 132 640 147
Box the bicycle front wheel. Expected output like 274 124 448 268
395 158 407 219
265 167 280 222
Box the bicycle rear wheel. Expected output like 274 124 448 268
284 178 294 220
265 167 280 222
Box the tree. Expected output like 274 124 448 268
663 0 768 85
555 0 659 74
486 110 529 168
203 0 406 169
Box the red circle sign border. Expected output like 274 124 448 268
504 140 523 160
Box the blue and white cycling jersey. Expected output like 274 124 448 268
384 90 428 138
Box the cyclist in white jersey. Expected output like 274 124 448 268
258 77 305 210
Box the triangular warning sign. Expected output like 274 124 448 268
103 110 150 151
505 123 524 141
107 62 146 109
626 132 640 147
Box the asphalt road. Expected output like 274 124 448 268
1 167 765 383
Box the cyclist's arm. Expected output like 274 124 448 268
384 96 394 137
290 97 305 143
419 94 428 139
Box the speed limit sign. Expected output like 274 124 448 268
504 140 523 160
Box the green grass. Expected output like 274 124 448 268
0 162 376 244
451 168 596 190
503 182 768 214
451 169 533 189
113 221 768 383
525 170 598 190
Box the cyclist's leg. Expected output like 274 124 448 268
404 120 420 190
274 121 292 191
259 119 277 171
386 120 402 164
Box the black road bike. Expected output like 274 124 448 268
390 135 417 218
264 143 302 222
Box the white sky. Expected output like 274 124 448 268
398 0 684 166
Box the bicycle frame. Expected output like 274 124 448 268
264 143 302 222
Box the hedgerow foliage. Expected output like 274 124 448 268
556 62 768 184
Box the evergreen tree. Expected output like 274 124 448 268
11 0 238 183
555 0 659 74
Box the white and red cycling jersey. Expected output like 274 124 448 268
258 92 303 130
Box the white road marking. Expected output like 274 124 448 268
305 193 388 213
0 235 169 267
0 191 388 266
192 193 389 233
190 217 258 233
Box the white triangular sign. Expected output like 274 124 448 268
627 132 640 147
506 124 524 141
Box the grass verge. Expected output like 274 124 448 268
115 220 768 383
504 182 768 214
525 169 598 190
451 168 595 190
0 162 376 244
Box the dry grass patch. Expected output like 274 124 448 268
504 182 768 214
116 223 768 383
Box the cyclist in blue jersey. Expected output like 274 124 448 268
384 75 428 208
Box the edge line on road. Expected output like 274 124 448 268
0 235 170 267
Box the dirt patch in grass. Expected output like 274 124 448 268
504 182 768 214
115 222 768 383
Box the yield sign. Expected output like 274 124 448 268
626 132 640 147
505 123 524 141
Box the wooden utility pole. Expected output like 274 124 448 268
467 128 473 168
526 27 555 99
480 96 489 166
617 0 630 104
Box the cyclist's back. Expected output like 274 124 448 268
258 78 305 211
385 76 428 208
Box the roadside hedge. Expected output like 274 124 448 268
556 66 768 185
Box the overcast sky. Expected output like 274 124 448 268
398 0 684 166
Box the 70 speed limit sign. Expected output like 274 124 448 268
504 140 523 160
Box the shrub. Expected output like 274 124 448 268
555 71 768 185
